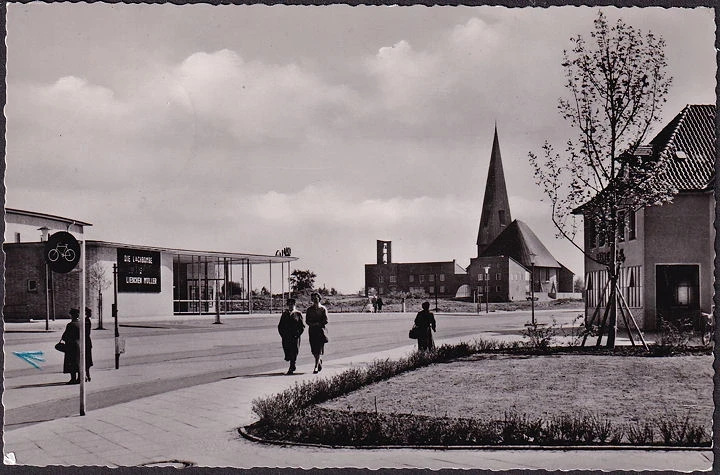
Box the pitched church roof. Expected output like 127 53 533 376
648 104 715 191
479 219 561 269
476 126 512 254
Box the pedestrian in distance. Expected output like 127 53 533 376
376 296 384 312
371 295 378 313
306 292 329 374
60 308 81 384
277 298 304 375
84 307 94 382
414 301 437 351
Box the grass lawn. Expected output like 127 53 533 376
321 353 713 433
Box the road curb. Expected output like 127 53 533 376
238 425 712 451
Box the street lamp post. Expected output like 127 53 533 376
529 253 536 326
483 266 490 314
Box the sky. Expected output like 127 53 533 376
5 4 716 294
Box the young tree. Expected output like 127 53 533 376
573 276 585 294
87 263 111 330
529 11 672 348
289 269 317 294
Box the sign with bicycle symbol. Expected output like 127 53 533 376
44 231 81 273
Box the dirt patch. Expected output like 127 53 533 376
321 354 713 429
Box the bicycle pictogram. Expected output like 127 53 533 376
44 231 81 273
47 243 76 263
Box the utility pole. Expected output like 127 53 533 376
113 264 120 369
483 266 490 314
529 253 536 326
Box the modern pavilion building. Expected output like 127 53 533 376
3 208 297 321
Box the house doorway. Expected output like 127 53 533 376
656 265 700 328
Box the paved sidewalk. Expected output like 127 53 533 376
3 332 713 470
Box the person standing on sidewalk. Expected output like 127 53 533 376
414 301 436 351
84 307 94 382
60 309 81 384
306 292 329 374
278 298 304 375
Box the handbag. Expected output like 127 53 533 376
55 341 66 353
321 327 329 343
409 325 420 339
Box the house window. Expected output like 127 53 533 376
477 274 484 281
409 274 414 283
428 287 434 294
496 286 502 292
419 275 425 283
620 265 642 308
496 273 501 280
618 211 626 242
598 222 606 247
379 276 384 284
628 209 637 240
440 285 446 294
439 274 445 282
429 274 435 282
27 280 38 293
585 220 597 249
389 275 397 283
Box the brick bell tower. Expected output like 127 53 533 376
376 240 392 265
477 125 512 256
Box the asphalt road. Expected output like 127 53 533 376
3 307 582 428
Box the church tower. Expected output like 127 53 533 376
476 125 512 256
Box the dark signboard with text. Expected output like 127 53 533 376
117 248 161 293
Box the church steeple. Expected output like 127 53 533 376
477 125 512 256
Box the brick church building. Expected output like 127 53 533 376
365 127 575 301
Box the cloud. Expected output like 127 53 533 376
6 6 714 292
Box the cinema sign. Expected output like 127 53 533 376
117 248 161 293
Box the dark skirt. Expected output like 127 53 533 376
86 343 93 369
308 326 326 356
282 336 301 362
63 343 80 374
417 327 435 351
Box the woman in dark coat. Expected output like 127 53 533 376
84 307 94 382
61 309 81 384
305 292 329 374
278 298 304 375
414 301 436 351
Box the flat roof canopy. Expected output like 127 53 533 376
6 208 92 234
88 240 298 264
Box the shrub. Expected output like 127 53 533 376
559 314 599 347
626 421 655 445
246 338 711 448
521 321 558 349
658 319 692 351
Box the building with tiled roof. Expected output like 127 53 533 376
466 219 574 301
465 129 575 303
578 104 715 331
365 127 577 303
